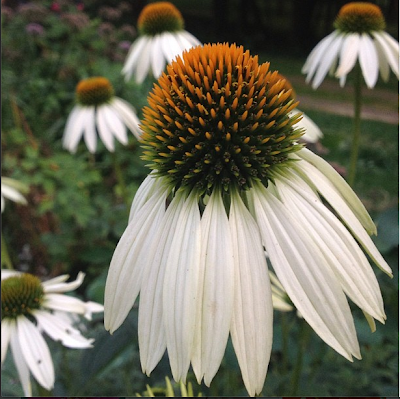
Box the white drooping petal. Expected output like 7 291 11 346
10 324 32 396
43 271 85 293
102 104 128 145
160 31 184 63
83 301 105 320
43 293 88 314
251 182 361 361
296 148 376 234
150 34 167 78
358 33 379 88
373 34 391 82
229 192 273 397
335 33 360 79
191 189 235 386
82 106 97 153
274 175 385 322
63 106 87 153
163 192 201 382
311 33 344 89
112 97 142 140
96 105 115 152
104 184 169 333
122 36 148 81
292 109 323 143
293 152 392 276
16 316 55 391
179 30 202 47
136 36 153 84
35 310 94 348
372 31 399 79
1 318 13 364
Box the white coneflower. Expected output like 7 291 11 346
1 270 104 396
122 2 201 83
62 77 141 153
1 177 28 213
302 2 399 89
269 271 293 312
104 43 391 396
276 73 323 143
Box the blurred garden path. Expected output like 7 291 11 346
288 75 399 125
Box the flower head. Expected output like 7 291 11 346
105 43 391 396
122 1 201 83
302 2 399 88
62 77 141 153
1 270 104 396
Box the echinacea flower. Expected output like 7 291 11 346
1 270 104 396
122 2 201 83
104 43 391 396
1 177 29 213
302 2 399 89
63 77 141 153
276 73 323 143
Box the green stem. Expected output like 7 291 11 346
1 233 13 269
347 63 363 187
111 153 131 209
289 321 309 396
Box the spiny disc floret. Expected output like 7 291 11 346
334 2 386 33
1 274 44 319
76 77 114 106
141 43 303 195
138 2 184 36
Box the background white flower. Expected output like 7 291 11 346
63 77 141 153
122 1 201 83
1 177 29 213
1 270 104 396
302 2 399 89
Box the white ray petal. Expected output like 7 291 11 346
102 104 128 145
311 33 344 89
135 37 153 84
63 106 87 153
104 185 169 333
251 182 361 361
163 192 201 382
293 153 392 276
179 30 201 47
191 189 235 386
122 36 148 81
1 318 13 364
35 310 94 348
358 33 379 88
160 31 184 63
43 294 87 314
82 106 97 153
335 33 360 78
229 192 273 396
1 184 27 205
112 98 142 140
10 323 32 396
373 36 391 82
96 105 115 151
275 175 385 322
292 109 323 143
17 316 54 391
296 148 376 234
43 271 85 293
372 31 399 79
150 34 167 78
62 105 81 148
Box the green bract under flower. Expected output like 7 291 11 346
141 43 303 195
334 2 386 33
76 77 114 106
1 274 44 319
138 2 184 36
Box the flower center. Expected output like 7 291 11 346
141 43 303 195
277 73 296 101
76 77 114 106
1 274 44 319
138 2 184 36
334 2 386 33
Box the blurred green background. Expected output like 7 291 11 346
1 0 398 396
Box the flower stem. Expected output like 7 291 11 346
1 233 13 269
111 152 131 209
347 63 363 187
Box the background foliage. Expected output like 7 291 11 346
1 0 398 396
